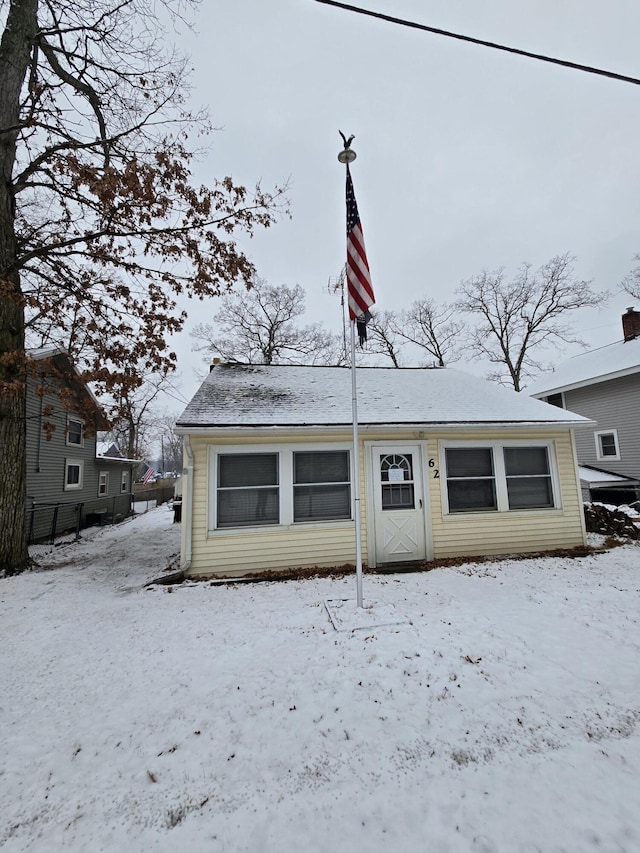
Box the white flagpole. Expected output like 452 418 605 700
338 134 372 611
349 318 364 608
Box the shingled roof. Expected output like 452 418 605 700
177 363 590 429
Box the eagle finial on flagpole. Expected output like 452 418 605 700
338 131 357 163
339 130 355 149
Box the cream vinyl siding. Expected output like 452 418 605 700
427 429 585 558
182 426 585 578
186 433 368 578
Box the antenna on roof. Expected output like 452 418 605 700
327 265 347 362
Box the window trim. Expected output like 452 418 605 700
439 439 561 516
66 416 84 447
444 445 498 513
594 429 620 462
64 458 84 491
208 443 353 533
217 451 280 529
98 471 109 497
121 470 129 493
293 449 352 522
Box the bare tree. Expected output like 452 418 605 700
364 310 405 367
0 1 285 574
398 298 464 367
191 278 342 366
457 253 607 391
154 413 183 473
103 374 170 462
622 254 640 300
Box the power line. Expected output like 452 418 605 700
313 0 640 87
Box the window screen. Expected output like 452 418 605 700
217 453 279 527
504 447 553 509
445 447 497 512
293 451 350 522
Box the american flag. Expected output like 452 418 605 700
142 466 156 484
345 165 375 342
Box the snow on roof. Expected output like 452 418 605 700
176 363 591 429
526 336 640 397
95 454 139 464
27 345 69 360
578 465 640 487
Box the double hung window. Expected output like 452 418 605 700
445 447 497 512
217 453 279 528
64 459 84 491
442 442 557 514
504 447 553 509
98 471 109 497
293 451 350 522
212 447 351 530
595 430 620 461
67 417 84 446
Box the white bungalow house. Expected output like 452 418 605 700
175 363 591 579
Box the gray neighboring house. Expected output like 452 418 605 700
527 308 640 504
27 348 137 541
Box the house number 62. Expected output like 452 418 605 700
428 458 439 478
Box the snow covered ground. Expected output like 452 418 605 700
1 506 639 853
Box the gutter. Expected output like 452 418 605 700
174 420 593 438
530 364 640 398
180 434 194 574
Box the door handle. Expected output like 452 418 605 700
419 498 423 509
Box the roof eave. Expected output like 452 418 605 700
530 364 640 397
175 419 591 436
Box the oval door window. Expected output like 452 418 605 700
380 453 415 510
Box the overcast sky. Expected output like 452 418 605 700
163 0 640 410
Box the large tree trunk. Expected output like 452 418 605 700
0 0 39 574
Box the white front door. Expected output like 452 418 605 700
370 445 427 565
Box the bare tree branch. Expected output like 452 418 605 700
397 298 464 367
456 253 607 390
191 278 343 366
0 0 288 573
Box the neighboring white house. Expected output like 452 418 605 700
175 363 591 579
527 308 640 504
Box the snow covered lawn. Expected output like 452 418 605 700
2 506 640 852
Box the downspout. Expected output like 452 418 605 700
180 434 194 573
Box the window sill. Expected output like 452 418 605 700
207 519 354 536
443 506 563 519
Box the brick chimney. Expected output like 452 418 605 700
622 307 640 342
